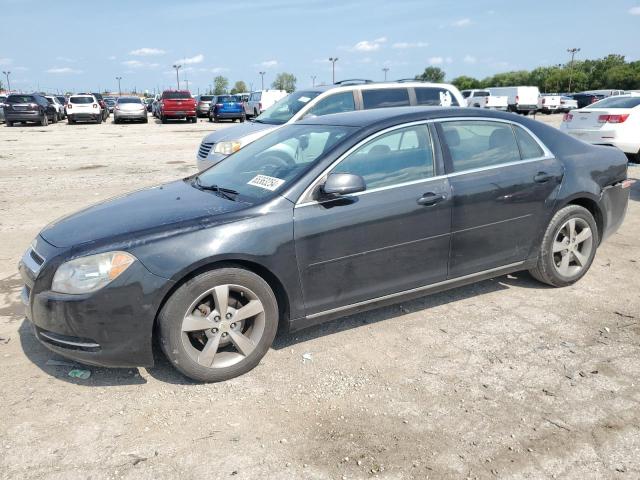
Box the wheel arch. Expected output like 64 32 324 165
557 194 604 244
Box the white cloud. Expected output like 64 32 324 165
55 56 75 63
392 41 429 49
46 67 83 74
108 55 117 61
629 6 640 14
179 54 204 65
452 18 472 27
130 47 166 56
122 60 159 68
0 57 12 66
258 60 278 68
350 37 387 52
463 55 477 64
428 57 444 65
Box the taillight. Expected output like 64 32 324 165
67 103 72 109
115 105 120 110
93 103 98 108
541 98 546 104
563 113 573 122
598 114 629 124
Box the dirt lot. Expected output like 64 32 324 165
0 113 639 480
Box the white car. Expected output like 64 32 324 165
537 94 563 114
197 81 465 170
486 86 541 115
461 89 508 110
560 94 640 162
559 96 578 113
45 96 65 120
67 94 103 124
244 90 288 118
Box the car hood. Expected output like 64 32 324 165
201 121 278 143
40 179 248 248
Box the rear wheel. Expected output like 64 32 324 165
96 114 102 124
6 121 12 127
159 268 279 382
40 113 48 126
254 108 258 117
52 113 58 123
529 205 598 287
161 115 167 124
68 117 74 125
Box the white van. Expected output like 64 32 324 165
486 86 541 115
244 90 288 118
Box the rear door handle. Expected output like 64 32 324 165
417 192 446 206
534 171 554 183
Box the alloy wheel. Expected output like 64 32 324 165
552 217 593 277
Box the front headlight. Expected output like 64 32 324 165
213 141 243 155
52 251 136 294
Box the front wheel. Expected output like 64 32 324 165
40 114 48 126
52 113 58 123
529 205 598 287
159 268 279 382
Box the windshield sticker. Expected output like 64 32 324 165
298 96 311 103
247 175 285 191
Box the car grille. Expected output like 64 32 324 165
198 142 214 159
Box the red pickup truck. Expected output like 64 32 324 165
159 90 197 123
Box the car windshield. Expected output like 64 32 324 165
586 96 640 109
70 96 94 104
216 95 239 103
8 95 35 103
254 91 321 125
163 91 191 99
194 124 357 203
118 97 142 104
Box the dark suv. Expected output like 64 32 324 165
90 92 110 121
4 93 57 127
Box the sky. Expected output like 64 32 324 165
1 0 640 94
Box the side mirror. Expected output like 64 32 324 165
321 173 366 196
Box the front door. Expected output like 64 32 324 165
294 123 452 316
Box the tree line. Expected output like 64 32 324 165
415 54 640 93
209 72 297 95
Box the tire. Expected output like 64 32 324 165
240 114 246 123
143 117 148 124
40 113 48 126
208 113 213 123
161 115 167 124
68 117 74 125
6 121 12 127
158 267 279 382
96 115 102 124
52 113 58 124
529 205 599 287
254 109 258 117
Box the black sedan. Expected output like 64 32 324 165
19 107 631 382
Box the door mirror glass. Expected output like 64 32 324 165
321 173 366 196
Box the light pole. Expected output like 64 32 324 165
329 57 338 84
115 76 122 96
382 67 389 81
566 47 580 93
172 64 182 89
311 75 316 87
259 71 265 90
2 71 11 92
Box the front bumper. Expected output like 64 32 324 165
19 241 172 368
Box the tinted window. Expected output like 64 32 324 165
200 95 214 101
216 96 240 103
162 91 191 99
440 121 520 172
8 95 35 103
362 88 410 109
118 97 142 104
462 91 470 98
332 125 434 189
586 96 640 109
309 91 355 116
70 96 94 104
514 126 544 159
415 87 459 106
473 91 489 97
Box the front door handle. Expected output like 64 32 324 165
417 192 446 206
534 171 554 183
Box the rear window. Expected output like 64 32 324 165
415 87 459 106
70 96 94 104
216 96 240 103
362 88 410 109
199 95 214 101
118 97 142 104
8 95 35 103
162 91 191 99
514 126 544 159
473 91 489 97
586 96 640 109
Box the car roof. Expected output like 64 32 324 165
296 106 520 128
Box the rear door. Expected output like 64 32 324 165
436 119 563 278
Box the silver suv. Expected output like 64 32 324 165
196 80 464 170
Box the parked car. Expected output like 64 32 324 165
56 95 68 116
114 96 148 123
19 107 630 382
569 93 604 109
560 94 640 163
559 96 578 113
461 89 508 110
151 95 161 117
4 93 57 126
537 94 563 114
144 97 154 112
104 97 117 113
159 90 197 123
90 92 110 121
0 95 6 123
67 94 103 124
197 81 464 170
195 95 215 117
209 95 246 123
45 95 65 120
486 86 540 115
582 90 626 98
244 90 288 118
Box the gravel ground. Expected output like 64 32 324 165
0 113 639 480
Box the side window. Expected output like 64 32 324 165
331 125 434 190
514 126 545 159
308 92 355 117
362 88 410 109
415 88 459 107
462 91 470 98
439 120 520 172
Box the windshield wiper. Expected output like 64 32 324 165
193 177 239 201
